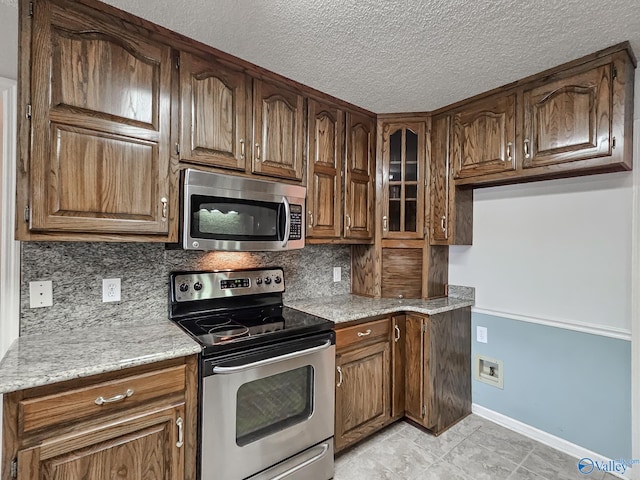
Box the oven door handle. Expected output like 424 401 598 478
281 196 291 248
269 442 330 480
212 340 331 374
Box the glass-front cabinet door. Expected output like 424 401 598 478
381 121 426 238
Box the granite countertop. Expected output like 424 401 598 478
0 320 201 395
285 292 474 324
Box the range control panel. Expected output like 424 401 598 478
172 268 285 302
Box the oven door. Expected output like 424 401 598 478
201 335 335 480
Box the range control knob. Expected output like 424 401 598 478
255 277 263 285
193 282 203 291
179 283 189 293
274 276 282 284
264 277 272 285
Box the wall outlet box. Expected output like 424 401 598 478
477 326 488 343
333 266 341 282
29 281 53 308
102 278 121 302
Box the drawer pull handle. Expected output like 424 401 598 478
240 139 245 159
176 417 184 448
336 366 343 387
524 139 530 159
394 324 401 342
357 329 372 337
506 141 513 162
161 197 168 222
95 388 134 406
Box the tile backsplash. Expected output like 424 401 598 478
20 242 351 335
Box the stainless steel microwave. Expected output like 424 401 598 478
181 169 306 251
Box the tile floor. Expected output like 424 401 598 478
334 415 618 480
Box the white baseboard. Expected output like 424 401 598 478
472 404 632 479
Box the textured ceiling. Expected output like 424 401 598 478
2 0 640 112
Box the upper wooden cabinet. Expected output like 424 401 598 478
380 121 426 239
522 63 613 169
450 44 634 187
19 0 176 240
306 99 344 238
344 111 376 240
252 79 305 181
430 115 473 246
452 93 516 179
179 52 250 171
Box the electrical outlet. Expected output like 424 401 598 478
477 326 488 343
29 281 53 308
333 266 341 282
102 278 121 302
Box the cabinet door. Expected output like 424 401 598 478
306 99 343 238
252 79 304 180
335 340 390 451
381 248 423 299
391 315 406 420
381 122 425 239
29 0 174 236
452 93 516 179
344 111 375 240
404 314 425 425
430 115 451 244
523 64 613 168
16 405 185 480
180 52 249 171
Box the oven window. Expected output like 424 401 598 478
235 366 314 446
191 195 281 240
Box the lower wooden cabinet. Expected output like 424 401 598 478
2 356 198 480
334 318 394 452
405 309 471 434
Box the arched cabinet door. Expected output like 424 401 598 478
179 52 250 171
252 79 304 181
522 64 612 169
451 93 517 180
27 0 175 238
344 112 375 240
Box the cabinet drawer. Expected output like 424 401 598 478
336 319 390 349
19 365 186 434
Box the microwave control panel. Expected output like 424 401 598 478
289 204 303 240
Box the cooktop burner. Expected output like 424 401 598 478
168 268 334 356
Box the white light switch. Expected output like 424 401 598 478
29 281 53 308
333 267 341 282
477 326 488 343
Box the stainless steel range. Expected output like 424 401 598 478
169 267 335 480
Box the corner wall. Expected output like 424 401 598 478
448 72 639 462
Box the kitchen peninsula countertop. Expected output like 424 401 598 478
285 291 474 324
0 320 201 394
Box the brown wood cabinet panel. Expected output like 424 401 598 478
26 0 174 238
180 52 249 171
19 365 186 434
430 115 451 244
344 111 375 240
381 248 422 299
523 63 612 168
380 121 426 239
252 79 304 180
452 93 516 179
335 340 390 452
391 315 406 420
336 317 390 349
350 244 378 297
17 404 184 480
306 99 344 238
404 314 425 425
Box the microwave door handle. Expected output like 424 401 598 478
281 196 291 248
212 340 331 374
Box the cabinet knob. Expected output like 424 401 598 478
255 143 262 162
345 214 351 229
524 139 530 159
394 324 401 342
240 139 245 159
161 197 168 222
176 417 184 448
383 216 388 232
507 141 513 162
440 215 446 232
336 366 343 387
308 210 313 228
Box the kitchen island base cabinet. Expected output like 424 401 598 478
405 308 471 435
2 356 197 480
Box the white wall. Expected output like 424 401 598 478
0 4 17 80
